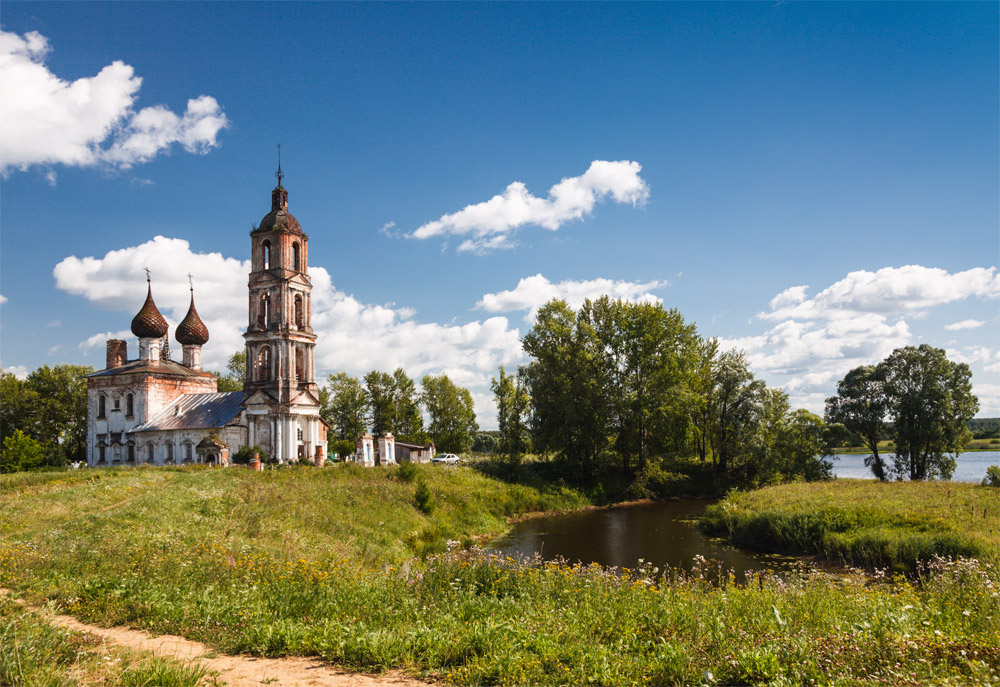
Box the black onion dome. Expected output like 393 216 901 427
255 185 302 234
175 292 209 345
131 283 169 338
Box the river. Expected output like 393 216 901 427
486 452 998 575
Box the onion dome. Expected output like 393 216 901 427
254 156 302 234
131 279 169 338
175 288 209 345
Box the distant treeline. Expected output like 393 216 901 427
968 418 1000 438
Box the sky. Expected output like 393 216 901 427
1 2 998 429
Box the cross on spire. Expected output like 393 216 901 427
275 144 284 188
144 267 151 283
187 273 194 292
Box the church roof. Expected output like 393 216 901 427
132 392 244 432
176 290 209 345
87 359 215 379
131 281 169 338
255 184 303 235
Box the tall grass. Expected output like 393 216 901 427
3 467 999 684
701 480 1000 572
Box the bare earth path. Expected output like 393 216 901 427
3 590 433 687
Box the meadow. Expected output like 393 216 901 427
701 480 1000 573
2 466 999 685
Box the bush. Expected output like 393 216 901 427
232 445 269 465
413 478 434 514
984 465 1000 487
331 439 356 460
0 430 46 474
395 461 418 483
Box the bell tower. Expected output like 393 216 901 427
241 159 325 463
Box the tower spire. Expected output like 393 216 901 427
275 144 284 188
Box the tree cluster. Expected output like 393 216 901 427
1 364 94 471
321 369 478 454
506 297 835 486
825 344 978 481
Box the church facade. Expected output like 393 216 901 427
85 175 327 467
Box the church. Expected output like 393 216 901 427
85 171 328 467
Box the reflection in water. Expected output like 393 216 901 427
488 500 798 579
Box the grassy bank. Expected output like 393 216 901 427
3 466 999 685
701 480 1000 573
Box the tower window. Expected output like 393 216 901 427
294 294 304 328
258 346 271 381
258 292 271 330
292 242 300 271
295 345 305 382
262 240 271 270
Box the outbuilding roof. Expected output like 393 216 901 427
132 392 243 432
87 359 216 379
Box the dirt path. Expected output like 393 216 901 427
3 590 433 687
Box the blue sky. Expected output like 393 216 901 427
2 2 998 427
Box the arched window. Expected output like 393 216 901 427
146 443 155 463
295 345 305 382
183 442 194 463
165 442 174 464
127 442 135 463
292 242 300 271
98 444 106 463
126 393 134 417
294 294 304 328
98 394 106 418
262 240 271 269
258 346 271 381
257 292 270 330
112 396 120 412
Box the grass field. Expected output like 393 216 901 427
701 480 1000 573
832 438 1000 453
2 466 999 685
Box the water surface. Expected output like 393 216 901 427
831 450 998 482
488 499 797 578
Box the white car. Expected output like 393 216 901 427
433 453 460 465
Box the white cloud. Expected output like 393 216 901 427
0 30 228 175
476 273 666 322
410 160 649 253
53 237 529 428
761 266 1000 321
944 319 985 331
722 265 999 414
972 383 1000 417
0 294 6 305
2 365 29 380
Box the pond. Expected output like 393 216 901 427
486 452 999 576
487 499 798 578
831 450 999 483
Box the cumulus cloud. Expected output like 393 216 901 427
761 266 1000 321
3 365 29 380
476 274 666 322
0 30 228 175
53 237 528 427
944 319 985 331
410 160 649 253
720 265 1000 414
0 294 6 305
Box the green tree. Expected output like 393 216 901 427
522 299 613 472
0 429 45 473
0 372 39 446
390 368 424 442
323 372 369 441
881 345 978 480
24 364 93 465
213 351 246 392
706 351 766 477
491 365 531 460
421 373 478 453
364 370 396 436
825 365 889 480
